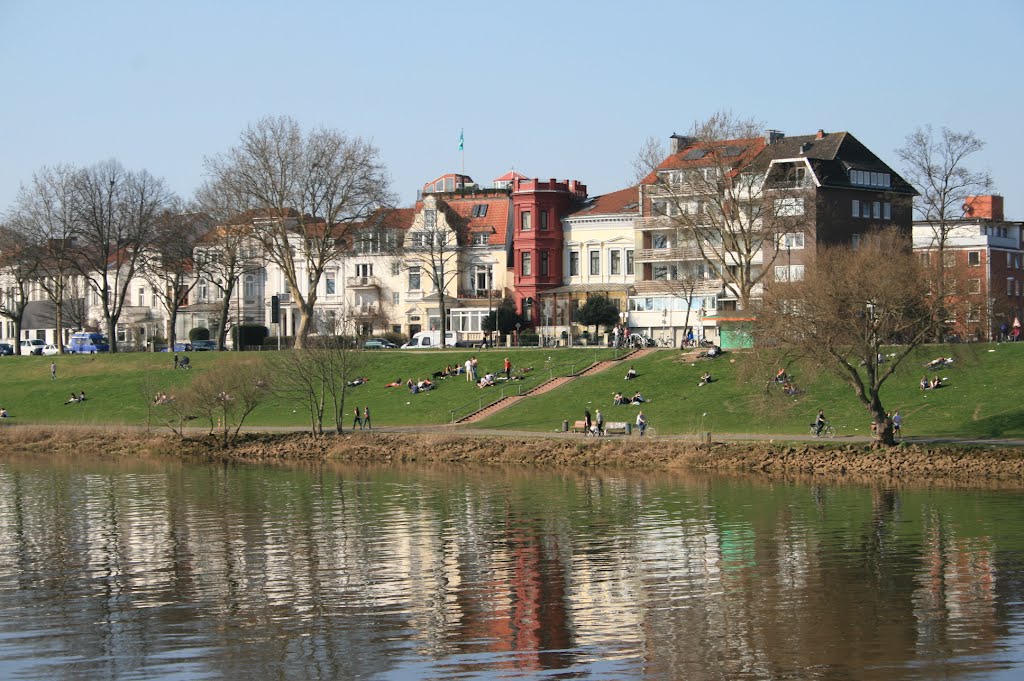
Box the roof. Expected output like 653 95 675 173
568 186 640 218
643 137 766 184
755 131 917 195
434 193 511 247
493 170 528 183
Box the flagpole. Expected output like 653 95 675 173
460 128 464 179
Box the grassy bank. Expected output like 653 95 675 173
1 342 1021 438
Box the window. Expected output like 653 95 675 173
520 210 532 231
652 233 669 249
245 275 257 298
919 252 930 267
610 250 621 275
391 262 400 276
969 251 981 266
968 278 982 295
569 251 580 276
356 263 373 277
475 266 490 293
408 267 421 290
471 204 489 217
197 279 208 302
774 197 804 216
138 287 145 307
521 251 532 276
774 265 805 282
626 249 634 276
653 265 669 280
652 200 670 216
540 250 549 276
943 252 956 268
850 169 891 187
471 232 489 245
852 233 861 250
873 202 881 219
1009 278 1016 296
779 232 805 249
883 202 892 220
967 303 981 323
392 292 400 305
540 210 548 230
589 250 600 276
325 272 336 295
852 200 860 218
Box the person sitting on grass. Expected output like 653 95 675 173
775 368 787 383
64 393 79 405
630 391 646 405
612 391 625 405
178 355 190 369
625 366 638 380
699 372 712 386
78 391 86 402
920 375 930 390
477 373 496 388
0 407 9 418
417 378 433 392
932 375 942 389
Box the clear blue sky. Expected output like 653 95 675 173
2 0 1022 216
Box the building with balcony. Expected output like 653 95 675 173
913 195 1023 341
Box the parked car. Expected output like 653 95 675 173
20 339 45 355
67 332 110 354
42 344 64 356
191 340 218 351
0 343 13 356
363 338 397 350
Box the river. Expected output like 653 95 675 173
0 454 1022 680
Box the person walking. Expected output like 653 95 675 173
363 406 372 430
891 410 902 440
584 408 592 436
503 357 512 380
353 406 363 430
50 362 57 381
471 356 479 382
595 408 604 437
173 352 179 369
636 411 648 436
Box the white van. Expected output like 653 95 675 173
20 339 45 355
401 331 457 349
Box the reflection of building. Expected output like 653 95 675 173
913 195 1023 341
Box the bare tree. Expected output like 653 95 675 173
897 125 992 335
396 197 463 346
272 312 366 437
8 165 82 352
204 116 394 348
756 229 937 445
144 209 211 351
193 178 264 350
71 160 173 352
636 111 812 311
184 361 270 449
0 223 37 352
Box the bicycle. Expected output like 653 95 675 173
809 421 836 438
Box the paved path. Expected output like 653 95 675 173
455 348 658 424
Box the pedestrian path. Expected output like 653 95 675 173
455 347 659 424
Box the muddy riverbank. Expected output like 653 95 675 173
3 426 1023 485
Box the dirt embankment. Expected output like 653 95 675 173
3 427 1023 485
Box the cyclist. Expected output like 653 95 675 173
814 409 827 437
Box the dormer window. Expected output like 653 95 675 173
850 169 891 188
471 204 489 217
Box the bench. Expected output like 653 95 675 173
604 421 630 435
571 420 588 433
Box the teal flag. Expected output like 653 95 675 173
458 129 464 151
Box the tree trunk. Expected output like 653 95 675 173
106 315 119 353
868 398 896 446
295 305 314 349
54 304 65 354
217 290 232 351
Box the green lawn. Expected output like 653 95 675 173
1 343 1021 438
0 347 619 429
471 343 1024 439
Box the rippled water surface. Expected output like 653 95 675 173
1 454 1023 680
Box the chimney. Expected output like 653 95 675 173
670 133 696 154
963 195 1004 221
815 129 826 140
765 130 785 145
800 142 813 154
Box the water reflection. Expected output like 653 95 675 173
0 456 1022 680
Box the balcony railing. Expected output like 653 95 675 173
635 245 705 262
351 305 379 317
632 279 725 296
458 289 503 300
347 276 381 289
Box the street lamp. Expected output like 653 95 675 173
487 265 493 348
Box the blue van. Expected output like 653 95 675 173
68 332 110 354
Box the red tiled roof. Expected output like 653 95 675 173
569 186 640 217
641 137 766 184
493 170 528 183
437 193 511 246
